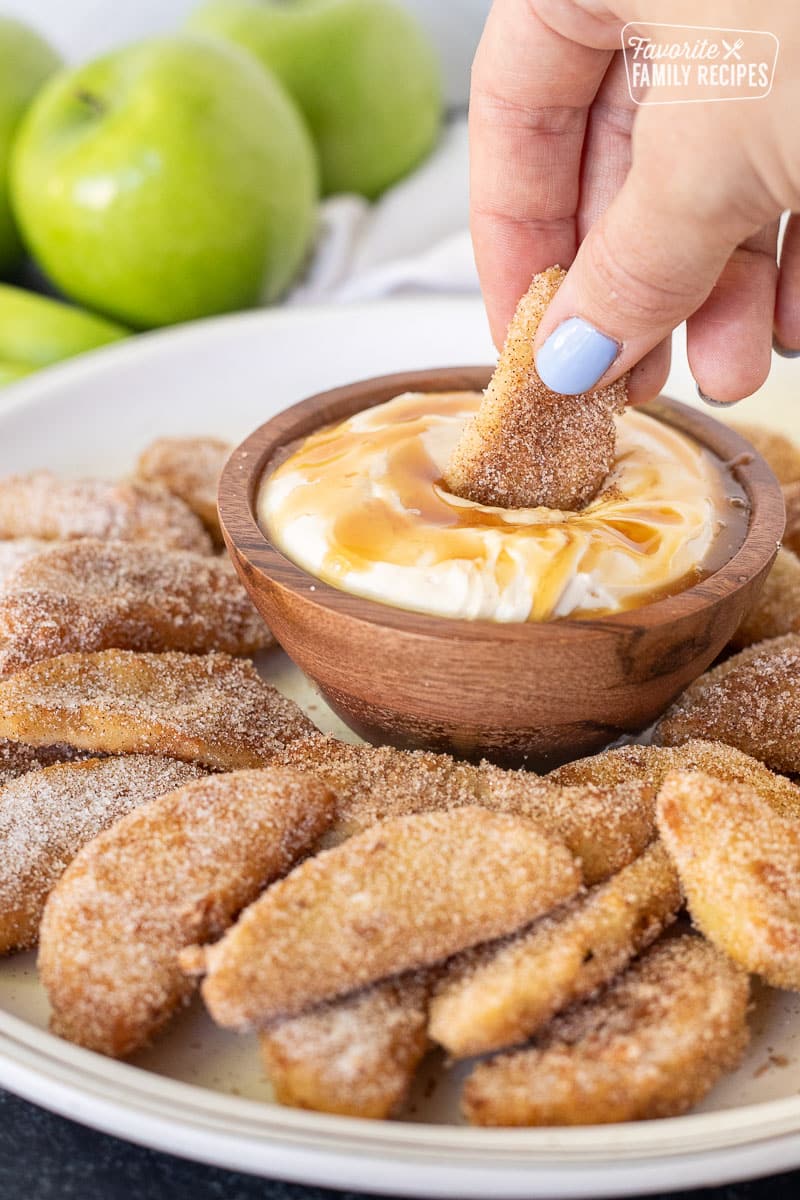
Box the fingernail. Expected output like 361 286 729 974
773 335 800 359
536 317 620 395
696 383 734 408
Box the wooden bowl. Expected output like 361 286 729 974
219 367 784 768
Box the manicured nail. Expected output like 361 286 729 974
535 317 620 395
773 335 800 359
696 384 733 408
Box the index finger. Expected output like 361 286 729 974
470 0 612 346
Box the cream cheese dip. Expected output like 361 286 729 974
258 391 747 622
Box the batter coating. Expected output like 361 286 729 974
0 649 316 770
657 770 800 989
653 634 800 775
0 755 204 953
136 436 231 546
429 841 680 1059
0 538 271 675
259 973 430 1118
549 739 800 820
731 548 800 649
279 736 655 884
462 934 749 1126
444 267 627 510
196 807 582 1030
39 769 336 1057
0 472 212 553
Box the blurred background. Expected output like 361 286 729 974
0 0 490 385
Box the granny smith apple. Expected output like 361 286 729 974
10 35 318 329
189 0 442 199
0 17 61 278
0 360 35 387
0 284 128 368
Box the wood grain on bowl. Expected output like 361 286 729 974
219 368 785 768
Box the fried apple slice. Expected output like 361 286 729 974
444 267 627 510
0 738 94 787
136 436 231 545
0 472 212 553
730 423 800 485
259 973 430 1119
0 649 315 769
195 807 581 1030
0 538 271 675
38 768 336 1057
731 547 800 649
653 634 800 774
0 755 205 953
278 737 655 883
549 739 800 820
783 481 800 557
429 841 680 1059
462 934 749 1126
657 769 800 989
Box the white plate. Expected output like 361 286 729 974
1 298 800 1198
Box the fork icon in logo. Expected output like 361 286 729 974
722 37 744 59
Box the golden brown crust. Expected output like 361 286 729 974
278 736 655 884
0 472 212 553
136 437 231 545
38 768 336 1057
0 649 316 770
0 755 205 953
783 481 800 557
653 634 800 775
549 738 800 820
730 548 800 649
462 934 749 1126
196 806 582 1030
259 973 431 1118
657 769 800 988
0 738 94 788
429 841 680 1059
0 539 271 675
444 268 627 510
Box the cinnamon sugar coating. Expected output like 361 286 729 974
731 547 800 649
549 738 800 820
0 649 316 769
259 972 431 1118
444 267 627 510
0 755 204 953
429 841 680 1059
278 737 655 885
462 934 749 1126
0 738 94 787
0 539 271 675
730 423 800 485
0 472 212 553
196 807 582 1030
136 437 231 546
657 770 800 989
653 635 800 775
38 768 336 1057
783 481 800 557
0 539 50 590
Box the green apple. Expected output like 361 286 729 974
189 0 442 199
0 284 128 368
0 360 35 387
10 35 318 329
0 17 61 278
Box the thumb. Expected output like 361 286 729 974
533 154 755 396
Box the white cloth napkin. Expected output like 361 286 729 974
288 118 479 305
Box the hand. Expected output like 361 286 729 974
470 0 800 402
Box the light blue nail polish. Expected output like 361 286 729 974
536 317 620 395
773 336 800 359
